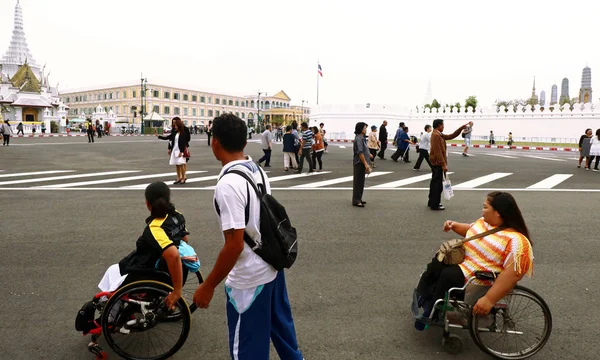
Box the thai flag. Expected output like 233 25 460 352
318 64 323 77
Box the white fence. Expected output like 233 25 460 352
310 103 600 143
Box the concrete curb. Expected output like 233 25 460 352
327 139 578 152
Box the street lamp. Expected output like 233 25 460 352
140 75 148 134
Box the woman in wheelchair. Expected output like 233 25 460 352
98 181 188 309
415 191 533 330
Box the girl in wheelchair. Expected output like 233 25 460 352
415 191 533 331
76 182 200 359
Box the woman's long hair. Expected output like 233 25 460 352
145 182 175 218
596 128 600 141
173 117 184 133
354 122 367 135
487 191 531 243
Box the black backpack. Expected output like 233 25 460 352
215 168 298 271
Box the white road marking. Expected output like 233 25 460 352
293 171 392 188
0 171 139 186
122 174 219 189
39 171 207 188
526 155 567 162
371 172 455 188
268 171 332 182
527 174 573 189
0 170 75 178
453 173 513 189
339 145 347 149
482 153 518 159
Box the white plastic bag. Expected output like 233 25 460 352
443 173 454 200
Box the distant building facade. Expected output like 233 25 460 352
579 66 592 103
560 78 570 103
550 84 558 105
539 90 546 106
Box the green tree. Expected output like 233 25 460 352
454 102 462 113
431 99 441 109
465 96 478 111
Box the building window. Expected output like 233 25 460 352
183 108 188 116
164 91 170 99
192 95 198 102
222 99 226 105
235 112 239 117
153 105 159 113
164 106 170 115
208 97 212 104
229 100 233 106
123 105 127 113
235 100 239 107
174 107 180 115
215 98 220 105
241 113 245 118
174 93 180 100
192 108 197 116
132 91 137 98
200 96 206 103
216 110 220 116
153 90 159 97
183 94 189 101
200 109 205 116
109 93 113 100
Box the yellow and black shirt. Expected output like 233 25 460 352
119 210 188 274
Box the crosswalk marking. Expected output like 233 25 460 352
526 155 567 162
0 170 75 178
39 171 207 188
0 171 139 186
370 172 455 188
451 152 476 157
527 174 573 189
268 171 332 183
453 173 513 189
121 174 219 189
482 153 518 159
293 171 393 188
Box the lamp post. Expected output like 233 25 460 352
257 90 263 133
140 76 147 134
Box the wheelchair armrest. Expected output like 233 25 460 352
474 271 501 281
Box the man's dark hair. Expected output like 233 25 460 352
354 122 367 135
433 119 444 129
399 122 405 127
424 124 431 131
319 123 324 127
404 127 409 132
291 121 298 130
212 113 247 152
300 122 308 129
285 125 292 132
265 124 271 130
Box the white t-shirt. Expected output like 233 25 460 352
213 157 277 290
419 132 431 151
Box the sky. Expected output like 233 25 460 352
1 0 599 108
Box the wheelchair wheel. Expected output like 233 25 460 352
101 280 191 360
469 285 552 359
182 271 203 314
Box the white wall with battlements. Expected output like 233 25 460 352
309 103 600 144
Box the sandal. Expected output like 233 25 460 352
173 179 181 184
181 178 187 184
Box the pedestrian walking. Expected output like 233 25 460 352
295 122 314 174
16 122 23 135
258 124 273 168
368 125 380 168
291 121 300 164
587 129 600 171
428 119 471 211
461 123 473 157
507 132 513 146
489 130 495 145
578 128 592 169
392 126 411 163
2 120 14 146
311 126 325 171
170 117 191 184
207 120 213 146
319 123 328 153
352 122 372 207
41 122 46 134
194 113 304 360
377 120 388 159
282 125 298 171
86 121 95 143
413 124 432 171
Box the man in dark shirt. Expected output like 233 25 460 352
378 120 388 159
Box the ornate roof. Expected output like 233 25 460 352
10 62 41 93
1 1 41 80
271 90 291 101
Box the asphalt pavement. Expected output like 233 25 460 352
0 135 598 359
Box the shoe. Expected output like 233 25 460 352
586 168 590 171
412 168 419 171
181 178 187 184
577 165 581 168
173 180 181 184
361 201 367 204
430 205 445 211
265 165 272 168
462 153 468 157
294 170 302 174
594 169 599 172
352 202 365 208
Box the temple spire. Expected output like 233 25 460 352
1 0 41 80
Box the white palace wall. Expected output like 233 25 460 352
309 103 600 144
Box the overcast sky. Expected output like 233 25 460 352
1 0 599 107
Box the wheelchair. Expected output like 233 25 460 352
411 271 552 359
76 267 203 360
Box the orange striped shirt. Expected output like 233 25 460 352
458 218 533 282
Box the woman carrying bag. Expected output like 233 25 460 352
169 117 191 184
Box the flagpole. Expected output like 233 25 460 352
316 60 320 105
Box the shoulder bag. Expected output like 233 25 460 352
437 225 507 265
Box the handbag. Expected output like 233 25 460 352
442 173 454 200
436 226 507 265
183 147 191 158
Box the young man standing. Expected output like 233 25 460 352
428 119 472 211
295 122 314 174
462 123 473 157
378 120 388 159
194 114 303 360
258 124 273 167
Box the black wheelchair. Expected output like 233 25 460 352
411 271 552 359
76 268 203 360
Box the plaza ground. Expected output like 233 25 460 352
0 135 597 359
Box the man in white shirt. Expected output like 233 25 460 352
413 124 432 171
258 124 273 167
194 114 303 360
